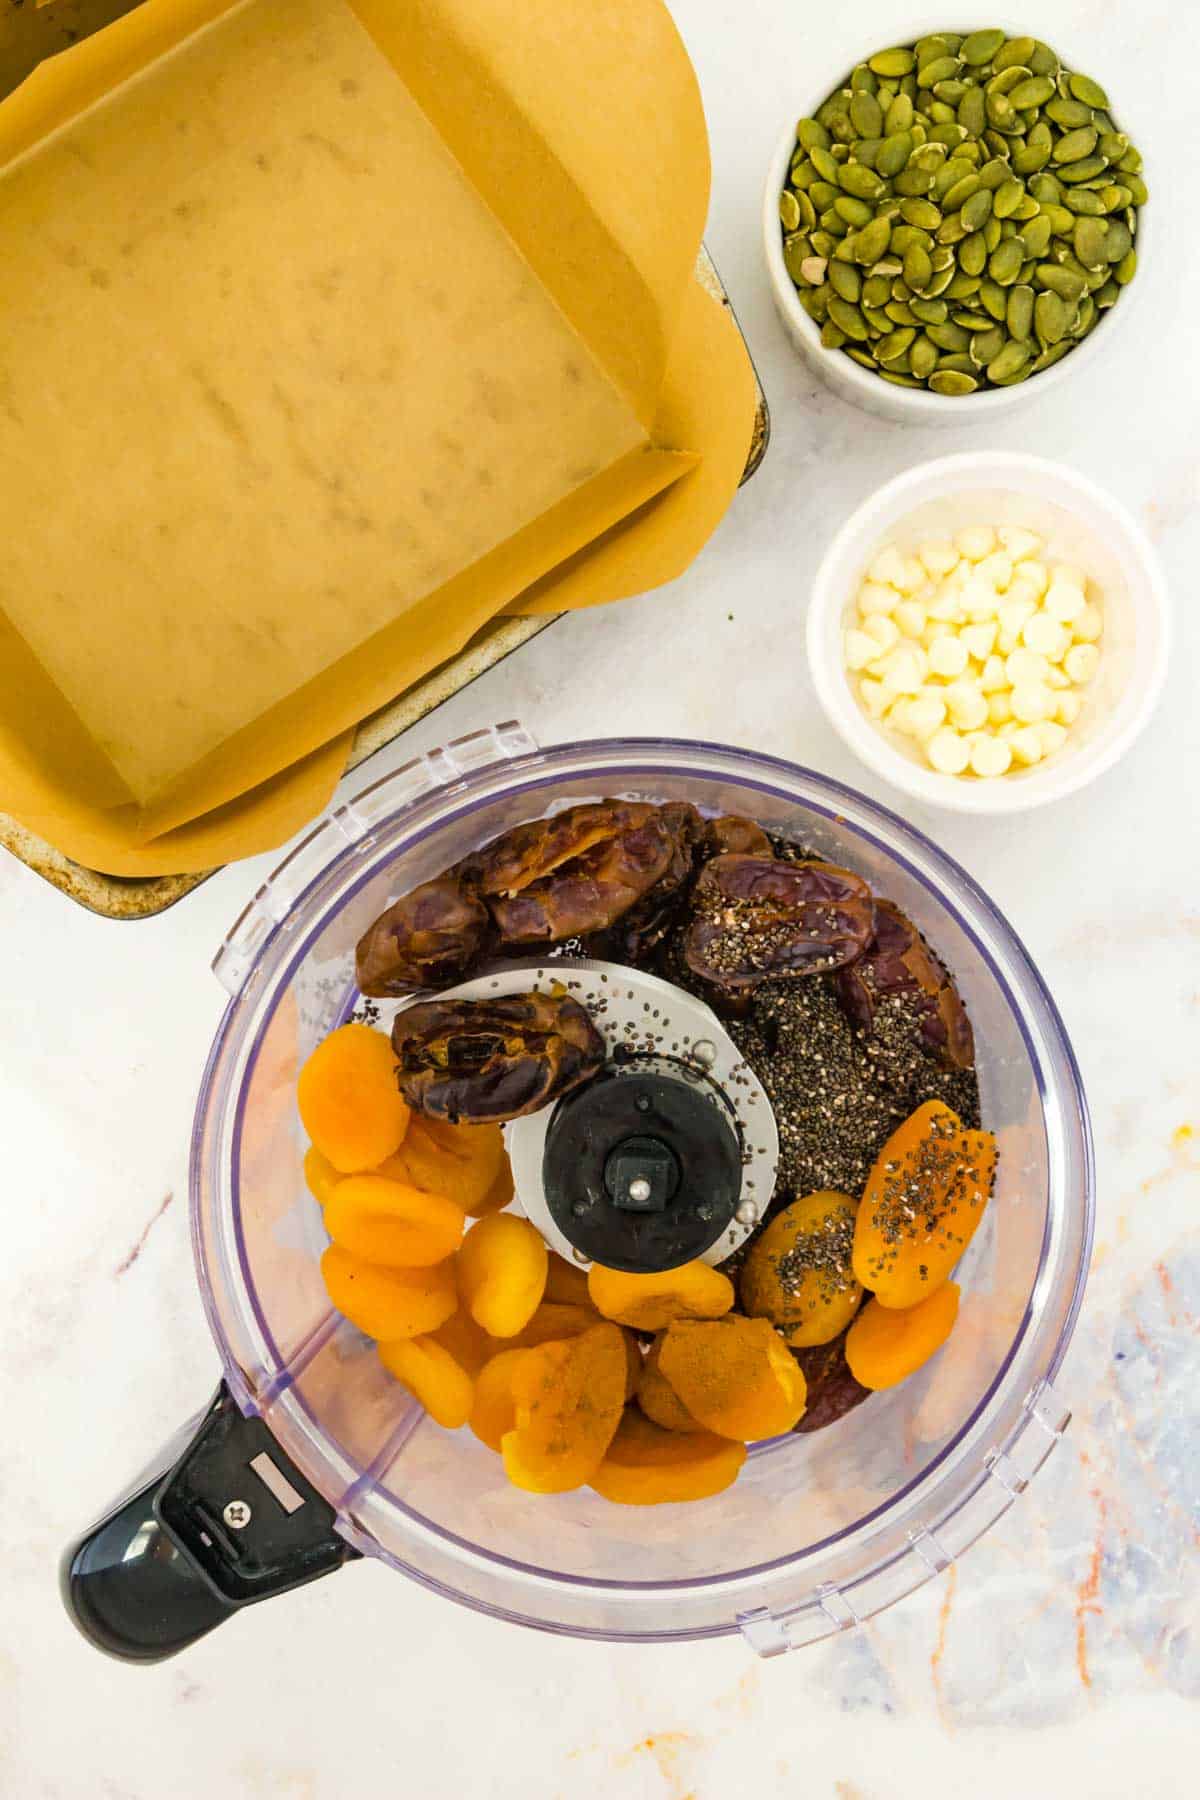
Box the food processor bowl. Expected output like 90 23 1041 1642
68 726 1093 1658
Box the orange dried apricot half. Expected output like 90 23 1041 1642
587 1259 734 1331
304 1145 343 1210
844 1282 960 1390
377 1334 474 1429
501 1323 626 1493
428 1307 496 1379
457 1213 548 1337
383 1116 506 1216
320 1247 457 1340
469 1348 534 1452
589 1409 746 1506
636 1336 705 1434
739 1191 863 1347
852 1101 997 1309
544 1251 592 1307
324 1175 465 1267
658 1315 807 1440
297 1024 410 1173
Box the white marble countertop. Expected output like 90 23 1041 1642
3 1 1196 1793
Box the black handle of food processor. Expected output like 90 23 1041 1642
61 1382 358 1662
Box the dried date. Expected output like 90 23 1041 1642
835 900 973 1069
355 874 492 998
684 854 876 990
392 990 605 1123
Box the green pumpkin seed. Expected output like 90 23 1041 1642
885 300 919 326
861 273 891 307
885 94 915 134
983 216 1004 253
1103 218 1132 263
795 190 818 230
970 326 1006 366
1059 156 1108 185
797 285 828 322
903 244 934 291
961 188 994 231
1118 145 1143 174
863 304 893 334
845 348 877 369
1069 73 1109 109
1115 248 1137 285
797 118 831 151
839 162 885 199
1012 139 1052 176
958 231 987 277
1029 340 1072 373
874 132 911 177
1124 173 1149 205
995 37 1037 72
994 178 1028 219
820 320 847 349
850 93 884 138
916 34 959 61
954 308 995 331
850 64 878 94
942 171 982 212
1073 216 1109 269
926 320 970 352
945 271 982 299
880 370 926 387
893 166 935 195
931 121 969 148
783 237 813 282
1053 126 1098 165
937 213 969 245
1029 42 1059 77
982 127 1013 156
1018 214 1051 260
987 339 1032 382
934 79 970 105
810 179 840 209
929 369 979 395
852 138 884 168
1098 132 1128 163
1007 75 1055 109
1010 193 1040 222
854 218 893 263
1095 278 1120 308
828 262 862 302
988 65 1032 98
1099 184 1132 212
869 48 916 77
1034 289 1068 343
1072 295 1096 337
934 352 975 373
926 263 957 296
957 87 987 137
912 142 950 174
1046 97 1095 129
890 224 932 255
910 296 949 325
918 55 962 87
1006 284 1035 339
876 326 917 364
827 296 870 340
809 230 836 258
834 195 874 227
961 29 1006 66
1035 262 1087 301
988 239 1024 284
779 191 801 231
1044 203 1074 235
930 244 956 271
1029 171 1063 203
908 334 939 379
810 145 839 184
899 197 942 230
977 280 1007 321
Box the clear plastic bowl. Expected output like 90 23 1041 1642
193 729 1093 1652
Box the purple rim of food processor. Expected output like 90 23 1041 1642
191 738 1094 1629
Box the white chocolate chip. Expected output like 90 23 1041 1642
863 613 901 652
1005 646 1050 688
894 600 927 638
1054 563 1087 592
969 735 1012 777
1010 726 1044 765
974 551 1013 592
928 636 969 678
922 620 956 648
1036 720 1068 757
1011 681 1053 724
927 586 965 623
869 545 907 587
1073 603 1103 643
880 648 926 694
858 580 898 618
1022 614 1070 661
859 676 888 718
979 654 1008 694
1015 560 1049 597
905 694 947 740
998 526 1042 561
1045 665 1070 690
955 525 995 562
1056 691 1081 726
987 690 1012 725
1044 581 1085 624
844 628 878 671
944 681 988 731
895 558 928 596
961 578 1003 622
918 540 959 577
1064 642 1099 683
926 727 970 774
961 622 998 662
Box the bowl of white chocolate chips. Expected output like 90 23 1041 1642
807 451 1168 812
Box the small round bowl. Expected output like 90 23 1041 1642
763 19 1151 424
807 451 1169 813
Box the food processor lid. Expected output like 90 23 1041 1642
392 961 778 1272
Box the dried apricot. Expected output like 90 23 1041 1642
297 1024 410 1173
304 1145 343 1210
544 1251 592 1307
428 1307 496 1378
844 1282 960 1390
471 1156 515 1219
502 1324 627 1493
852 1101 997 1309
324 1175 465 1267
589 1409 746 1506
636 1336 705 1434
320 1246 457 1340
739 1191 863 1347
377 1335 474 1429
470 1348 533 1451
659 1316 807 1440
458 1213 548 1337
587 1259 734 1331
504 1301 604 1348
381 1115 506 1215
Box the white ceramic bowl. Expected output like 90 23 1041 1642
763 20 1151 423
807 452 1169 813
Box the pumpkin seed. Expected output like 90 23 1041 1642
953 308 994 331
797 118 830 150
1053 126 1098 165
909 334 939 379
885 94 915 134
876 326 917 363
827 296 870 340
929 369 978 395
780 191 801 231
1103 218 1132 263
1034 289 1069 343
927 320 971 352
1124 174 1149 206
957 87 987 137
995 37 1038 72
845 348 877 369
1074 217 1109 269
934 352 975 373
988 239 1024 284
958 231 988 276
885 300 919 326
1069 73 1109 109
934 79 970 105
1021 214 1053 258
1008 75 1055 109
1006 284 1035 339
961 187 994 231
1045 97 1094 129
1029 42 1059 77
1029 340 1072 373
903 244 934 291
945 271 982 299
987 339 1033 382
1059 156 1108 185
1095 279 1120 309
910 297 949 325
970 326 1006 365
820 320 847 349
880 369 926 387
869 48 916 77
1072 295 1096 337
1035 262 1086 301
877 132 913 177
850 93 884 138
828 262 862 302
1115 248 1137 285
834 195 874 228
961 29 1006 66
850 64 878 94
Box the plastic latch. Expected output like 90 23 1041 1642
908 1523 954 1576
983 1447 1028 1499
815 1582 861 1633
737 1605 791 1659
212 721 537 996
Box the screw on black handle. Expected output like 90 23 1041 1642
61 1383 357 1663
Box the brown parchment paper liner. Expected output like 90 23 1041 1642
0 0 757 874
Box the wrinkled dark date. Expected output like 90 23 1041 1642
835 900 974 1070
684 854 876 990
791 1331 870 1435
392 991 605 1123
582 801 705 962
479 800 702 948
701 814 772 860
356 875 492 998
